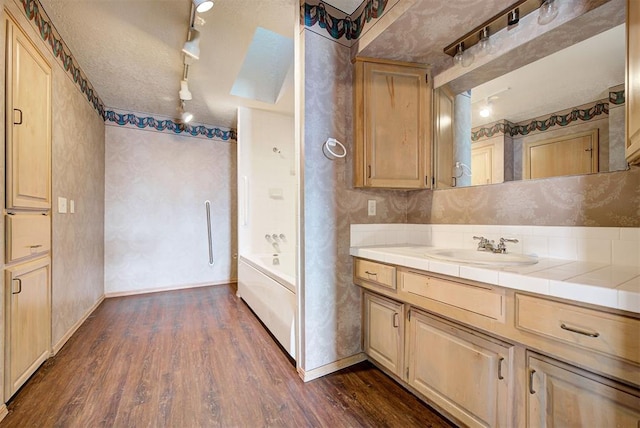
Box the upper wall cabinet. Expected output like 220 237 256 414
627 0 640 164
5 17 52 211
353 58 432 189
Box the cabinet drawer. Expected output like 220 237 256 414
400 270 504 320
354 259 396 290
5 214 50 263
516 294 640 365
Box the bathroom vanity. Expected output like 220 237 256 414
352 244 640 427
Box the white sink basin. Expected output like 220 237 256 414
424 248 538 267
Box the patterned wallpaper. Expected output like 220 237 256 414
104 109 236 141
104 125 237 295
16 0 105 117
302 29 407 372
302 0 389 41
51 65 106 346
407 167 640 227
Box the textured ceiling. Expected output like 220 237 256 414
39 0 296 129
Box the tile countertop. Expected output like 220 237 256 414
350 245 640 314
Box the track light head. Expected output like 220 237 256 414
507 8 520 25
182 28 201 60
179 80 192 101
193 0 214 13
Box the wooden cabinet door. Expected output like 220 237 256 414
5 258 51 398
407 310 514 428
363 292 404 377
5 18 52 210
354 58 431 189
627 0 640 164
527 353 640 427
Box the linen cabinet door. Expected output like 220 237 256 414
5 258 51 398
363 292 404 377
527 353 640 428
407 310 514 428
5 18 52 210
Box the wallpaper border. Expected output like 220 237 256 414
18 0 106 118
472 101 610 141
104 109 237 142
302 0 388 41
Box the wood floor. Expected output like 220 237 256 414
1 284 453 427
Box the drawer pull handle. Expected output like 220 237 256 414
529 369 536 394
12 278 22 295
29 244 43 249
364 271 377 276
560 323 600 338
498 357 504 380
393 313 399 328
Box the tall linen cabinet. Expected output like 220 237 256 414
3 16 52 400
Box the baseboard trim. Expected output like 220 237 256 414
0 404 7 422
53 295 105 355
297 352 367 382
104 279 237 298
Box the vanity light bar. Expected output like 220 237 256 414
443 0 542 57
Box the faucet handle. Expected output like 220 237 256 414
272 233 280 241
265 234 273 242
500 237 519 244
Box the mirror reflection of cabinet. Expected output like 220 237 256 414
353 57 431 189
627 0 640 164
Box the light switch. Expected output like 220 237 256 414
70 200 75 213
368 199 376 216
58 197 67 213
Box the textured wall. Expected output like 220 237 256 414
51 65 106 346
302 29 407 371
407 167 640 227
104 126 237 295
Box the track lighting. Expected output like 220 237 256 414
507 8 520 25
182 28 201 60
538 0 559 25
193 0 214 13
179 80 192 101
178 101 193 124
453 43 474 68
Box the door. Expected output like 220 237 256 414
524 130 598 179
363 292 404 376
527 353 640 427
5 258 51 398
407 310 513 428
472 144 494 185
5 17 52 210
627 0 640 164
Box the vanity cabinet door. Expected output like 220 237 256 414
363 292 404 377
407 310 514 428
353 58 431 189
527 353 640 427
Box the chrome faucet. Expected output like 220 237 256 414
474 236 518 253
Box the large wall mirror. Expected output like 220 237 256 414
433 3 627 189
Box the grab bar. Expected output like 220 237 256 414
205 200 214 265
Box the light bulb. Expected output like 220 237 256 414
538 0 559 25
479 106 491 118
453 43 473 68
181 111 194 123
193 0 214 13
478 27 493 55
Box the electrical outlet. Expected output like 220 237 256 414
368 200 376 216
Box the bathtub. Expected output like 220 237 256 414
237 253 296 359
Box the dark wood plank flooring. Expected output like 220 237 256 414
1 284 453 427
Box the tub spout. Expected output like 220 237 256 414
272 242 281 253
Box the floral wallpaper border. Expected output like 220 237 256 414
18 0 105 118
302 0 388 41
609 89 625 105
472 101 609 141
104 109 236 142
